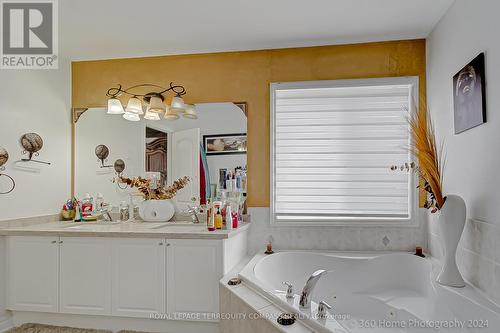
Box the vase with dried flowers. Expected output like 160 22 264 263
120 176 190 222
391 104 465 287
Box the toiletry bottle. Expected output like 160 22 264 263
225 205 233 230
95 193 104 211
81 193 93 218
215 207 223 229
128 194 135 222
232 209 238 229
74 198 82 222
232 173 237 192
239 193 246 224
226 171 233 191
119 201 129 222
219 169 227 190
209 200 216 231
213 200 222 212
241 169 247 193
207 200 215 231
265 237 274 254
235 171 242 191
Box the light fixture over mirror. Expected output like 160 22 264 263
164 105 179 120
125 96 143 115
170 96 185 114
106 83 197 121
144 110 161 120
183 104 198 119
123 112 140 122
148 95 165 113
107 98 124 114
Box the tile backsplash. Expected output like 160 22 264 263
428 215 500 306
247 207 427 254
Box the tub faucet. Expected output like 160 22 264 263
299 269 327 308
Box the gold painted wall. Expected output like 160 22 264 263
72 39 426 207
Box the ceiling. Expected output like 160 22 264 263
60 0 454 61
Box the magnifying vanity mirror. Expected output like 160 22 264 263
73 102 247 212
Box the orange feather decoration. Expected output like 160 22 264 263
408 105 446 210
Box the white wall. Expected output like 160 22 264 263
0 62 71 221
427 0 500 304
0 61 71 329
0 237 9 330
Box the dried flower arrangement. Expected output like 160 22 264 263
391 105 446 213
119 176 190 200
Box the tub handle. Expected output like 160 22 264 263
282 282 294 299
318 300 332 319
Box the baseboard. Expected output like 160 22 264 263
11 311 219 333
0 313 13 333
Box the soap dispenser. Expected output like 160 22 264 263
81 193 93 217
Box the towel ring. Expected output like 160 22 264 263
0 147 15 194
116 177 128 189
0 171 15 194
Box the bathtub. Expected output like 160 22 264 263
239 251 500 333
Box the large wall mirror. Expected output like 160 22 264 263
73 102 247 211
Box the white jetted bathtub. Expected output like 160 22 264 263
239 252 500 333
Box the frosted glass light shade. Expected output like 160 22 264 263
123 112 140 122
125 96 143 114
183 104 197 119
170 96 185 113
148 96 165 113
107 98 124 114
171 96 184 108
144 110 161 120
164 105 179 120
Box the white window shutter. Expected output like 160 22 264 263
271 78 417 225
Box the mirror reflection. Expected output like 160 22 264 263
74 102 247 213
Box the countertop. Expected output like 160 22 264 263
0 220 250 239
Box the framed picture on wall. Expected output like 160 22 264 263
203 133 247 155
453 52 487 134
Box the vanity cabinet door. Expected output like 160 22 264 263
111 238 165 317
6 236 59 312
59 237 112 315
166 239 222 319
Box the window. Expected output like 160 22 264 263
270 77 418 226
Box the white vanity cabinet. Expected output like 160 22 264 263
5 231 246 321
111 238 165 317
59 237 112 315
6 236 59 312
167 239 222 318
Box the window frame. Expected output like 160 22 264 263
270 76 420 227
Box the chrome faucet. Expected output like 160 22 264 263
282 281 294 299
317 300 332 319
185 205 201 223
299 269 327 308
